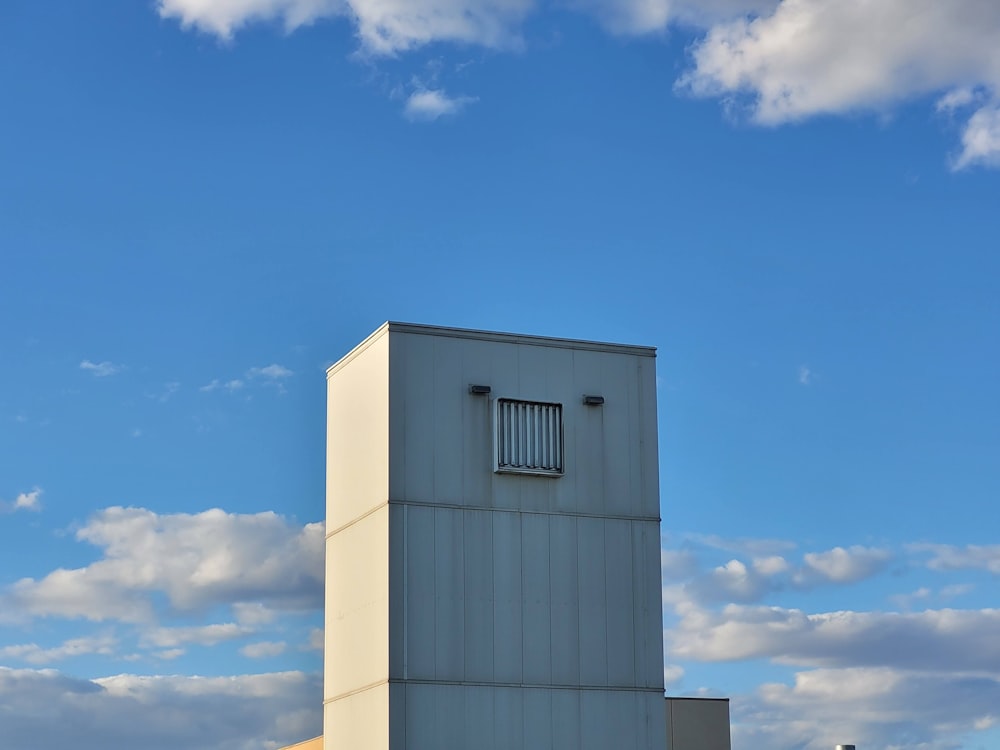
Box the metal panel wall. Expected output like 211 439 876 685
386 328 659 519
329 323 663 750
325 329 391 750
391 685 666 750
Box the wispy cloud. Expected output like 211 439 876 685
798 365 812 385
246 364 293 380
199 379 245 393
404 88 477 121
911 543 1000 575
0 635 117 665
80 360 122 377
1 488 42 514
141 623 253 649
150 381 181 402
952 103 1000 170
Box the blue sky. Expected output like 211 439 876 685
2 1 999 748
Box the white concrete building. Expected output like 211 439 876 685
324 322 665 750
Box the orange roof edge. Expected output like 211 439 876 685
277 736 322 750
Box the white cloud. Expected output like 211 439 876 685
155 0 1000 166
155 648 186 660
158 0 534 54
0 667 320 750
2 488 43 514
404 88 476 121
663 664 684 687
307 627 324 652
940 582 975 599
670 602 1000 672
241 641 287 658
687 558 776 603
953 102 1000 170
798 365 812 385
233 602 278 626
734 667 1000 750
80 360 122 377
680 0 1000 169
199 379 245 393
0 635 117 665
669 539 889 605
569 0 672 35
156 0 343 39
151 381 181 402
681 1 1000 122
247 364 293 380
936 86 982 113
3 507 324 623
794 545 891 586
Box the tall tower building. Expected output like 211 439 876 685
324 322 665 750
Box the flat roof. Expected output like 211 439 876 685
328 321 657 376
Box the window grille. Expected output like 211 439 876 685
494 399 563 476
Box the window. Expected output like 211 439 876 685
494 399 563 476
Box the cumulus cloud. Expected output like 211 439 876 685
80 360 122 377
0 667 320 750
794 545 891 586
673 541 888 606
404 88 476 121
670 602 1000 672
3 507 324 623
157 0 534 54
1 488 42 514
686 558 779 603
735 667 1000 750
680 0 1000 168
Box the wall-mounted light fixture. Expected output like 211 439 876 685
469 384 492 395
582 395 605 406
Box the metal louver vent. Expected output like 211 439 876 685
494 399 564 476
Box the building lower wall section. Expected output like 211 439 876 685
387 683 665 750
